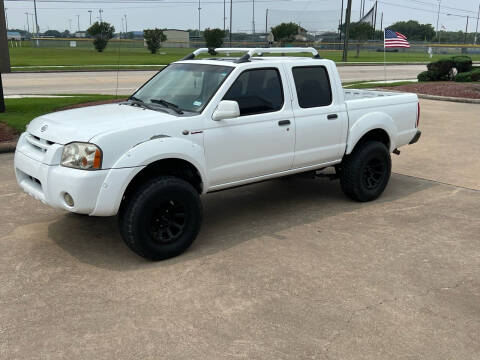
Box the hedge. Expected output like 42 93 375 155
454 67 480 82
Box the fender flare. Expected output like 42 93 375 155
346 112 398 154
91 137 208 216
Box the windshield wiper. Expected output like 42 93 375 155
150 99 184 114
123 97 168 113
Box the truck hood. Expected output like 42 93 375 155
26 103 177 144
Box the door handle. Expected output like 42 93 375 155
278 120 291 126
327 114 338 120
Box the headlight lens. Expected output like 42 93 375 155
61 142 102 170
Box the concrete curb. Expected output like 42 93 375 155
0 141 17 154
417 93 480 104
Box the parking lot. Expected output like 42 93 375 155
1 99 479 359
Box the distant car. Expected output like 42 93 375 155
14 47 421 261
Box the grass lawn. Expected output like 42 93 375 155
0 95 120 132
9 46 480 71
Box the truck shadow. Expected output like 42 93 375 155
47 173 435 270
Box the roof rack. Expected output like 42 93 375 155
180 47 321 63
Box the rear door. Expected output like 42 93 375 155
204 66 295 187
285 64 348 169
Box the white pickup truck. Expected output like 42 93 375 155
14 48 421 260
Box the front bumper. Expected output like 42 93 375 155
409 130 422 145
14 133 143 216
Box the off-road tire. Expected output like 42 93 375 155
339 141 391 202
119 176 202 261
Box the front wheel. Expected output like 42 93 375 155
339 141 391 202
119 176 202 261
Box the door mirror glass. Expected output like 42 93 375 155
212 100 240 121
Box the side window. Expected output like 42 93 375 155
223 68 284 116
292 66 332 108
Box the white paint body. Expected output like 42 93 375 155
14 56 419 216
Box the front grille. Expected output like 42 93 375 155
25 133 55 153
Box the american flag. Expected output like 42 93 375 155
384 29 410 48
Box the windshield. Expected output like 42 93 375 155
133 63 233 114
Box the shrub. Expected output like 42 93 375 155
417 70 444 82
427 58 455 77
203 28 226 55
451 55 473 73
143 29 167 54
87 22 115 52
454 68 480 82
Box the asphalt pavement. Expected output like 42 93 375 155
1 100 479 359
2 65 426 96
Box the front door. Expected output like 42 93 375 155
204 67 295 187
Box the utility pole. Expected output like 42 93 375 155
342 0 353 62
99 9 103 22
1 0 11 112
124 14 128 35
88 10 92 26
198 0 201 37
464 16 469 44
474 2 480 45
265 8 268 34
76 15 80 32
68 19 72 32
25 12 30 34
4 7 7 30
229 0 232 46
339 0 344 45
33 0 39 35
223 0 226 31
252 0 255 36
436 0 441 42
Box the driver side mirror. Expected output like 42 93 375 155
212 100 240 121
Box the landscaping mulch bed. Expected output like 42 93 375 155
0 122 18 143
384 82 480 99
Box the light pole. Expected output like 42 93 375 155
198 0 201 37
339 0 344 44
464 16 469 44
99 9 103 22
265 8 268 34
68 19 72 32
88 10 92 26
475 2 480 45
436 0 441 42
229 0 232 46
4 7 7 30
76 15 80 32
124 14 128 38
25 12 30 33
252 0 255 36
223 0 226 31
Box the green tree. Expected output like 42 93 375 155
87 22 115 52
203 28 226 55
271 22 300 45
348 22 374 57
44 30 62 38
389 20 435 41
143 29 167 54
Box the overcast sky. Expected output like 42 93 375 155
5 0 479 34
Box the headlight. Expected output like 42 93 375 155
61 142 102 170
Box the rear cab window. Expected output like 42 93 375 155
223 68 284 116
292 66 332 108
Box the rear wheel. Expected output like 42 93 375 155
339 141 391 202
119 176 202 261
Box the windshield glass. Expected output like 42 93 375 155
133 63 233 114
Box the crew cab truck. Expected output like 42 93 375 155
14 48 421 261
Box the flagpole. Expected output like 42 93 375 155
384 28 387 83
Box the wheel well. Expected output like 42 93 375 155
121 158 203 208
353 129 390 152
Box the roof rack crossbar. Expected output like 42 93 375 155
180 47 321 62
